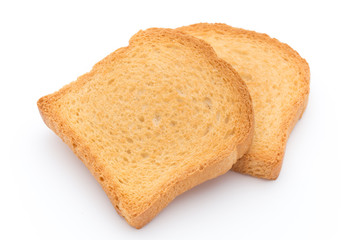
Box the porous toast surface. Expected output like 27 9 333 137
178 23 310 179
38 28 254 228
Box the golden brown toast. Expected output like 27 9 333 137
38 28 254 228
178 23 310 179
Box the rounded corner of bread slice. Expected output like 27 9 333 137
37 27 254 228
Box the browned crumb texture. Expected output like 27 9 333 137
37 28 254 228
177 23 310 180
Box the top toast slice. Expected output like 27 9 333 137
178 23 310 180
37 28 254 228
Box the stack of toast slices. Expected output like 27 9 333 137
38 23 310 228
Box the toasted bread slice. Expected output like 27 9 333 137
178 23 310 180
37 28 254 228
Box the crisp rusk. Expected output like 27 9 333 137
38 28 254 228
178 23 310 179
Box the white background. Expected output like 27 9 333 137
1 0 358 239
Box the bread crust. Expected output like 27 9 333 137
177 23 310 180
37 28 254 228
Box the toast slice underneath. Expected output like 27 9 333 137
37 28 254 228
178 23 310 180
